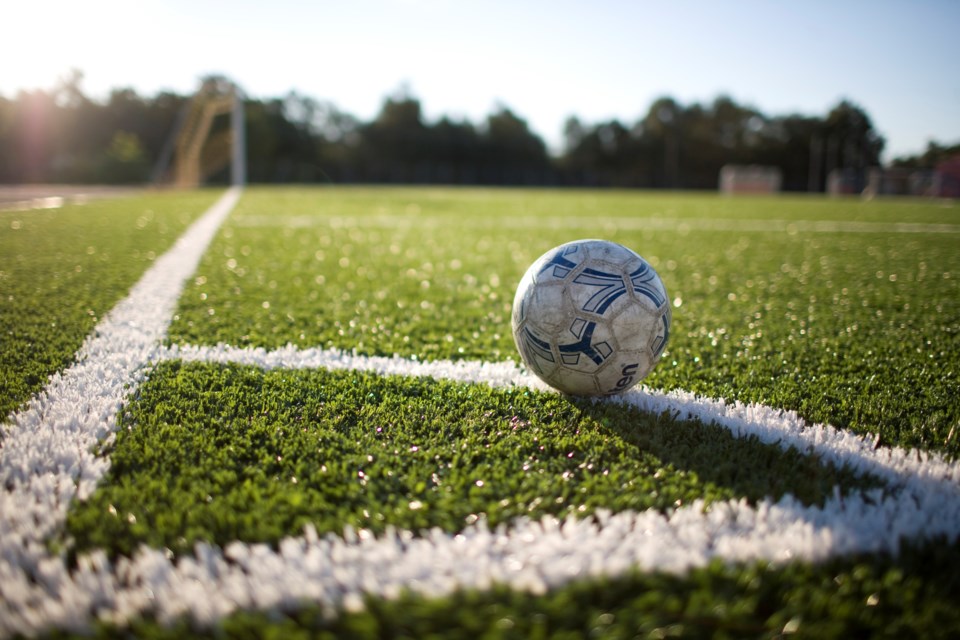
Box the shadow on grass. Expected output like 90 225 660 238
569 395 884 509
64 362 884 561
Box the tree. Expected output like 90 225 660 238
429 116 480 183
480 106 550 184
98 131 148 183
892 140 960 169
0 75 896 191
641 97 683 188
244 96 321 182
824 101 885 165
561 118 644 186
358 94 429 182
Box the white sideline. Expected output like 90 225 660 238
0 187 241 636
2 188 960 635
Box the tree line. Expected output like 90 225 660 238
0 72 912 191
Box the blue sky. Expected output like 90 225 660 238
4 0 959 159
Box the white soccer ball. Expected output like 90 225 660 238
511 239 671 396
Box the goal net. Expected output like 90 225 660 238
152 77 246 188
718 165 782 194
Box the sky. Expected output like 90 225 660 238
3 0 959 160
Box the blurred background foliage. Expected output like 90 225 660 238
1 70 954 190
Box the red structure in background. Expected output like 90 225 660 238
841 155 960 198
935 155 960 198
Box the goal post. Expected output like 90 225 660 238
152 78 246 188
231 87 246 186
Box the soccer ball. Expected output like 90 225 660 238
511 239 671 396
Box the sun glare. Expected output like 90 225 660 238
1 0 164 95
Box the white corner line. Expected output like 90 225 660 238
164 342 960 494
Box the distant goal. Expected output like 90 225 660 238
718 165 782 195
152 77 246 188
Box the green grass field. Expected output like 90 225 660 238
0 190 220 419
169 188 959 452
2 186 959 638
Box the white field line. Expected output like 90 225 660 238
1 189 960 635
232 213 960 235
0 187 241 636
167 342 960 496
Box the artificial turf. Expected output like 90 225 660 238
4 186 958 637
64 360 876 560
167 187 959 456
0 190 221 419
61 542 960 640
